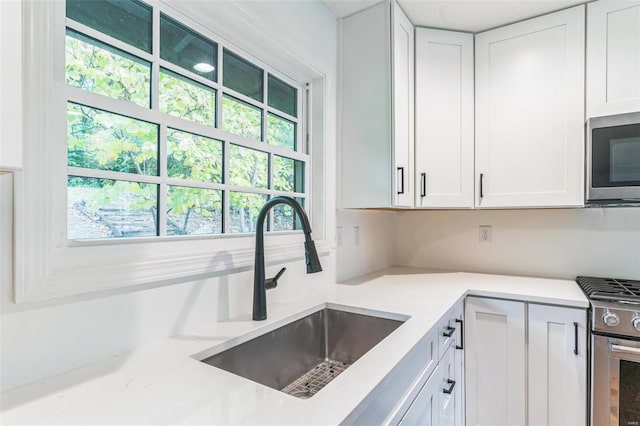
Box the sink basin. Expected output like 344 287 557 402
198 306 407 399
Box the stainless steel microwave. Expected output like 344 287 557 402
587 112 640 204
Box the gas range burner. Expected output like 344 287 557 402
577 276 640 337
576 276 640 304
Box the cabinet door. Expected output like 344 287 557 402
439 345 457 426
415 29 474 208
587 0 640 117
400 366 440 426
528 304 587 426
475 6 585 208
465 297 526 426
392 1 414 207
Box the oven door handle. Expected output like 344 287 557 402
611 344 640 355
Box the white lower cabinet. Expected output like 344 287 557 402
465 297 526 426
400 364 441 426
465 297 587 426
392 302 465 426
528 304 587 426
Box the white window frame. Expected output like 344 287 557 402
14 0 329 303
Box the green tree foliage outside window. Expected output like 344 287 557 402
65 3 305 239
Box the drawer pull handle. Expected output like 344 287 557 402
455 318 464 350
443 379 456 394
442 326 455 338
573 322 578 355
397 167 405 194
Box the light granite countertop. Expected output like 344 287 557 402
0 267 588 425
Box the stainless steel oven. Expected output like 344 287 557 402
593 335 640 426
587 112 640 203
576 277 640 426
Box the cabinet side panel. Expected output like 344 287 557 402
340 3 392 208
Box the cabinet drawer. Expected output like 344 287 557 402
439 301 463 357
398 365 440 426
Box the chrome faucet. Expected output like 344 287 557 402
252 196 322 321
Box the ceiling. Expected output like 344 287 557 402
322 0 586 33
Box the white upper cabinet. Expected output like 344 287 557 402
475 6 586 208
341 0 414 208
415 29 474 208
587 0 640 117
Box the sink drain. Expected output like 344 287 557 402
281 359 351 399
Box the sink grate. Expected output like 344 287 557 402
281 359 350 399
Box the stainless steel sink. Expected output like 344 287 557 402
199 307 406 399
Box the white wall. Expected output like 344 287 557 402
394 208 640 280
336 209 397 282
0 0 338 392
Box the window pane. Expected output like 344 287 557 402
268 75 297 117
229 145 268 189
273 156 304 193
267 114 296 150
160 69 216 127
67 103 158 175
160 14 217 82
222 95 262 141
66 30 151 108
66 0 152 53
273 197 304 232
229 192 268 233
167 186 222 236
167 129 222 183
223 49 263 102
67 177 158 239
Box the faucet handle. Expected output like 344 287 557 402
265 267 287 290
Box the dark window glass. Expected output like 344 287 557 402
223 49 263 102
160 14 218 81
268 75 297 117
66 0 152 53
619 360 640 426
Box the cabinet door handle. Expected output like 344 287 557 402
397 167 405 195
455 318 464 350
479 173 484 199
443 379 456 394
420 173 426 197
442 326 455 338
573 322 579 355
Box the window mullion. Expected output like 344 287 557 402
223 140 230 234
158 125 168 236
216 45 223 129
262 70 268 142
268 152 274 232
151 7 161 111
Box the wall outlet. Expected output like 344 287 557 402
353 226 360 246
336 226 343 247
479 225 492 243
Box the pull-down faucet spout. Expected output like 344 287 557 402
252 196 322 321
